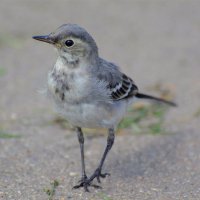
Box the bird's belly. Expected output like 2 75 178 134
56 101 128 129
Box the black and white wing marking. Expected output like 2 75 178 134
110 74 138 101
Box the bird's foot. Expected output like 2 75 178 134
89 168 110 183
73 175 101 192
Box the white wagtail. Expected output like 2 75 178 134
33 24 176 191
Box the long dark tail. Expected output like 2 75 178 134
135 93 177 107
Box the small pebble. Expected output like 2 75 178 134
69 172 77 177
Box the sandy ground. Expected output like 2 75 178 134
0 1 200 199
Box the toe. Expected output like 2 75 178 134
100 172 110 178
97 176 101 183
73 184 82 189
92 184 102 189
84 185 90 192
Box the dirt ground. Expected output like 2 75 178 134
0 1 200 200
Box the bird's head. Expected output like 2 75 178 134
33 24 98 64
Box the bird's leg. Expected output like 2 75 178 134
73 127 101 192
73 127 88 190
77 127 87 181
88 128 115 183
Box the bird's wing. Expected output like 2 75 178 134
109 73 138 101
95 58 138 101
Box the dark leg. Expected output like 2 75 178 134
88 128 115 183
73 127 101 191
77 127 87 181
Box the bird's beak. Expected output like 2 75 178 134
32 35 55 44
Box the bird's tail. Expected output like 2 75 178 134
135 93 177 107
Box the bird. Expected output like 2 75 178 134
32 24 176 192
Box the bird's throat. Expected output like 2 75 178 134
59 55 79 68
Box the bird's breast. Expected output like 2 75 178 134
47 67 92 104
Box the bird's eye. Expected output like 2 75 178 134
65 40 74 47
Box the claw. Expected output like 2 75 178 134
73 176 101 192
73 170 110 191
90 168 111 183
73 181 90 192
97 176 101 183
97 172 110 183
100 172 110 178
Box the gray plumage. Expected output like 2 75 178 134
43 24 140 129
33 24 176 191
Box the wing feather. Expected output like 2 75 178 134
110 74 138 100
95 58 138 101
